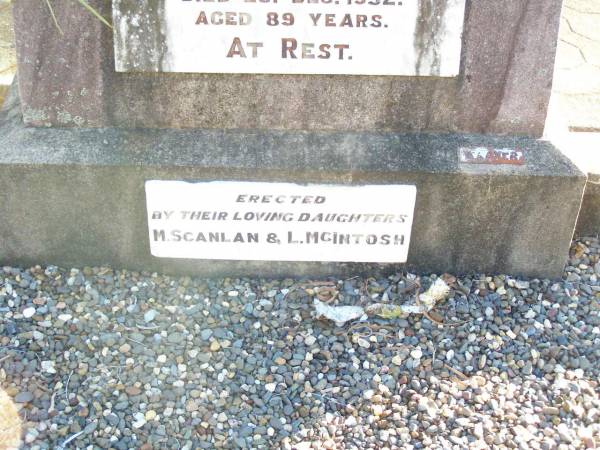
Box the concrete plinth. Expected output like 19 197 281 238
0 87 586 278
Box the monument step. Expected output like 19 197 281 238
0 84 585 279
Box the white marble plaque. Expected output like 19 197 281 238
113 0 466 76
146 181 416 262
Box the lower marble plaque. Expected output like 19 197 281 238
146 181 416 262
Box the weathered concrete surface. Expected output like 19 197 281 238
12 0 562 137
0 86 585 278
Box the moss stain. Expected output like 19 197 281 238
113 0 168 71
414 0 449 76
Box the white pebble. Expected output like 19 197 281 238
23 307 36 318
132 412 146 428
41 360 56 374
411 348 423 359
144 309 158 323
391 355 404 366
304 335 317 346
265 383 277 393
32 331 44 341
58 314 72 322
345 416 358 427
357 338 370 348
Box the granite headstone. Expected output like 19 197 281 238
0 0 586 278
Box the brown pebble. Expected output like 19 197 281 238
125 386 142 396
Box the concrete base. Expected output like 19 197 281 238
0 86 586 278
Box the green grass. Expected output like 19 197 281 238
45 0 113 34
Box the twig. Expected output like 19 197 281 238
57 429 85 450
65 370 74 399
315 286 338 303
0 354 12 364
125 337 146 347
44 0 63 35
76 0 113 29
444 363 468 380
48 391 57 414
135 324 160 330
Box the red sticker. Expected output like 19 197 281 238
459 147 525 165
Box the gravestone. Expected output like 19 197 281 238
0 0 586 278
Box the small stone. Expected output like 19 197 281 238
144 309 158 323
304 335 317 346
201 329 213 340
345 416 357 427
542 406 560 416
357 338 370 348
525 310 536 319
58 314 72 322
471 376 486 388
106 413 119 426
410 348 423 359
126 386 142 396
210 341 221 352
265 383 277 393
41 360 56 374
22 307 36 318
14 391 34 403
145 410 157 421
157 355 167 363
391 355 404 366
478 354 487 369
186 400 199 412
119 343 131 353
275 357 286 365
132 412 146 428
217 412 228 422
32 330 44 341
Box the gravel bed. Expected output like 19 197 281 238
1 239 600 449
